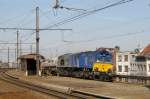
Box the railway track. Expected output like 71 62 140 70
0 71 116 99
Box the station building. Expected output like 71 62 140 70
19 53 45 76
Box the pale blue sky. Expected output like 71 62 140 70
0 0 150 62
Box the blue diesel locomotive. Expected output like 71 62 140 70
56 48 114 81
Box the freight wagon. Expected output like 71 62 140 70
56 48 114 81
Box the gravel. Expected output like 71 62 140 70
8 70 150 99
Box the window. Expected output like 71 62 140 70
131 66 133 71
149 64 150 72
144 65 146 71
60 59 64 66
138 65 140 71
124 55 128 62
118 65 122 72
118 55 122 62
132 55 135 58
141 65 143 71
124 65 128 72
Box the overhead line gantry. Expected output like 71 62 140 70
0 6 72 76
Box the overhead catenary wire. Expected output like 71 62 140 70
0 31 18 53
15 10 35 27
38 0 135 46
0 9 35 27
0 4 72 61
40 0 135 46
0 8 35 48
53 0 87 12
29 0 133 42
0 28 72 31
0 14 35 62
70 30 146 43
0 0 136 61
21 32 36 42
0 43 35 44
0 49 30 50
40 29 146 52
40 9 51 20
47 0 134 28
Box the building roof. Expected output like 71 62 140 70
19 53 45 60
140 44 150 56
116 51 137 54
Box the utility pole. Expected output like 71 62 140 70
17 30 19 70
0 6 71 76
36 6 40 76
30 45 32 53
8 47 9 68
15 48 16 67
20 40 22 56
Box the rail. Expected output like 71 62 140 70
0 70 116 99
72 90 116 99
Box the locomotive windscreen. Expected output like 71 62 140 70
96 50 112 63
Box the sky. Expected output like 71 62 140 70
0 0 150 62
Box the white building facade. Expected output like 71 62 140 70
116 51 138 76
130 61 146 76
130 56 150 77
116 51 150 77
146 57 150 76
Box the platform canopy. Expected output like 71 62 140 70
19 53 45 60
